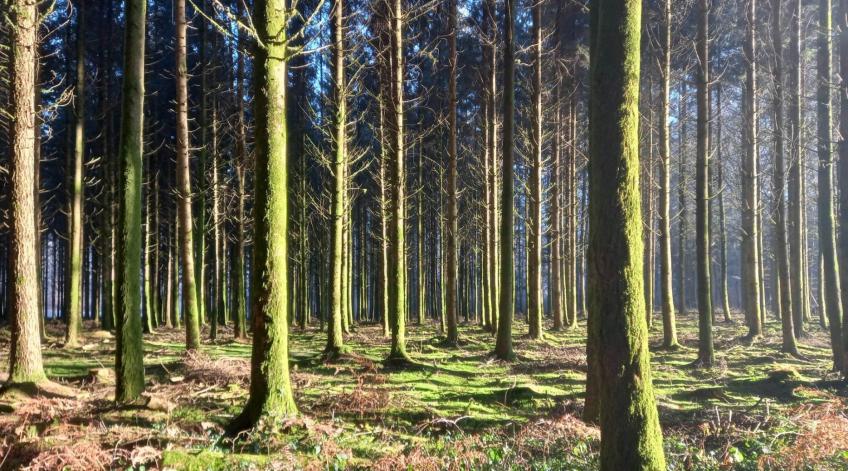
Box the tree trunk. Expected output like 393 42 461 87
659 0 678 348
175 0 201 350
695 0 714 366
495 0 515 361
114 0 147 402
741 0 763 338
816 0 845 372
527 0 543 340
588 1 666 468
445 0 459 345
7 0 47 386
65 0 86 347
226 0 298 434
838 0 848 376
771 0 800 355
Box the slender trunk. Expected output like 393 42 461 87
659 0 678 347
771 0 800 354
788 0 806 338
816 0 845 372
65 1 86 346
445 0 459 345
114 0 147 402
838 0 848 376
741 0 762 338
175 0 201 350
527 0 543 340
695 0 714 366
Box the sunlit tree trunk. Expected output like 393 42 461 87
788 0 806 338
838 0 848 376
816 0 845 372
588 1 666 468
6 0 47 387
227 0 298 433
770 0 800 355
65 0 86 347
741 0 762 338
659 0 678 348
526 0 543 340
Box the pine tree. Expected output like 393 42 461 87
114 0 147 402
588 1 666 468
445 0 460 346
227 0 298 433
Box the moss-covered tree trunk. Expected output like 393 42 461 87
816 0 845 372
227 0 298 434
326 0 348 358
494 0 516 361
174 0 201 351
65 1 86 347
6 0 47 387
659 0 678 348
695 0 714 366
384 0 411 365
114 0 147 402
770 0 800 355
740 0 762 339
588 1 666 468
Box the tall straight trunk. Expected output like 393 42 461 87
226 0 298 434
659 0 678 348
233 6 248 341
816 0 845 372
838 0 848 376
715 87 731 322
788 0 806 338
326 0 347 357
741 0 762 338
678 82 688 314
65 1 86 346
445 0 459 345
644 84 655 329
550 6 564 331
175 0 201 350
771 0 800 354
196 0 209 327
378 99 390 338
495 0 516 361
485 0 499 335
7 0 47 386
164 236 173 328
211 101 223 339
588 1 666 468
384 0 411 364
527 0 543 340
695 0 714 366
114 0 147 402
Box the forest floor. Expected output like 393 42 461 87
1 312 847 470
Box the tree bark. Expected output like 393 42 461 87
588 1 666 468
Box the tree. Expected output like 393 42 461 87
494 0 515 361
65 0 85 347
445 0 459 346
4 0 47 390
740 0 762 339
815 0 845 372
175 0 201 350
658 0 679 348
588 1 666 468
838 0 848 377
326 0 349 359
227 0 298 434
114 0 147 402
695 0 714 366
770 0 800 355
526 0 543 340
384 0 412 365
787 0 806 338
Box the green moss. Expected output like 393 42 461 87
161 450 272 470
